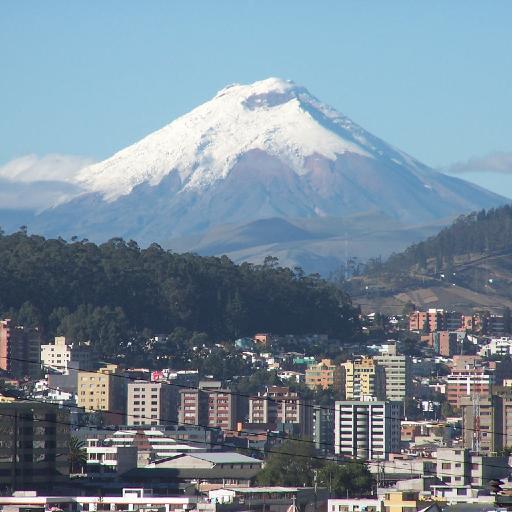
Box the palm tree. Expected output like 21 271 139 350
69 436 87 474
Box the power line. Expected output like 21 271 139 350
0 398 509 481
3 353 512 451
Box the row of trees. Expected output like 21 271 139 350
257 440 373 497
0 230 360 360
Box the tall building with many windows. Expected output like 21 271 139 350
313 404 334 454
207 387 238 431
249 386 312 438
445 356 505 407
0 401 69 491
178 381 240 430
334 398 401 461
374 345 411 402
460 394 503 455
77 364 127 425
0 319 41 379
342 357 386 401
178 388 208 426
41 336 92 374
127 380 177 426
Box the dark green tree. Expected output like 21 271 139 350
317 461 373 498
256 439 322 487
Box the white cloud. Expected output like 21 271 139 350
0 154 94 211
448 151 512 174
0 153 95 183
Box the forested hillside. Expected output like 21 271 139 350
345 205 512 314
367 205 512 275
0 228 359 358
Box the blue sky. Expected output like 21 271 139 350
1 1 512 196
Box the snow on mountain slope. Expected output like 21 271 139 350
75 77 420 201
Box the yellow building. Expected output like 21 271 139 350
305 359 344 393
383 491 438 512
77 364 126 424
342 357 386 400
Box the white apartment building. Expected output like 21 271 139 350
86 439 137 475
41 336 92 374
87 429 201 467
334 398 401 461
479 337 512 357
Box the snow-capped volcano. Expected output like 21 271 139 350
75 77 421 201
5 77 507 273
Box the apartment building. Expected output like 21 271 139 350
334 398 401 461
460 394 503 454
409 309 447 332
485 314 506 335
77 364 127 425
40 336 92 373
313 404 334 454
445 356 512 407
207 387 238 430
178 388 208 426
342 357 386 401
249 386 312 437
0 401 69 491
86 439 137 476
374 345 411 402
424 331 460 357
446 356 487 407
0 319 41 379
127 380 177 426
479 337 512 357
305 358 344 393
436 447 509 487
178 381 239 430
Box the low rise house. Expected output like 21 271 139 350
209 486 328 509
328 498 383 512
128 452 262 492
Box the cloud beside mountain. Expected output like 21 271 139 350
0 154 92 210
448 151 512 174
0 153 94 183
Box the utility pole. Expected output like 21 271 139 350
473 394 481 454
313 469 318 511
